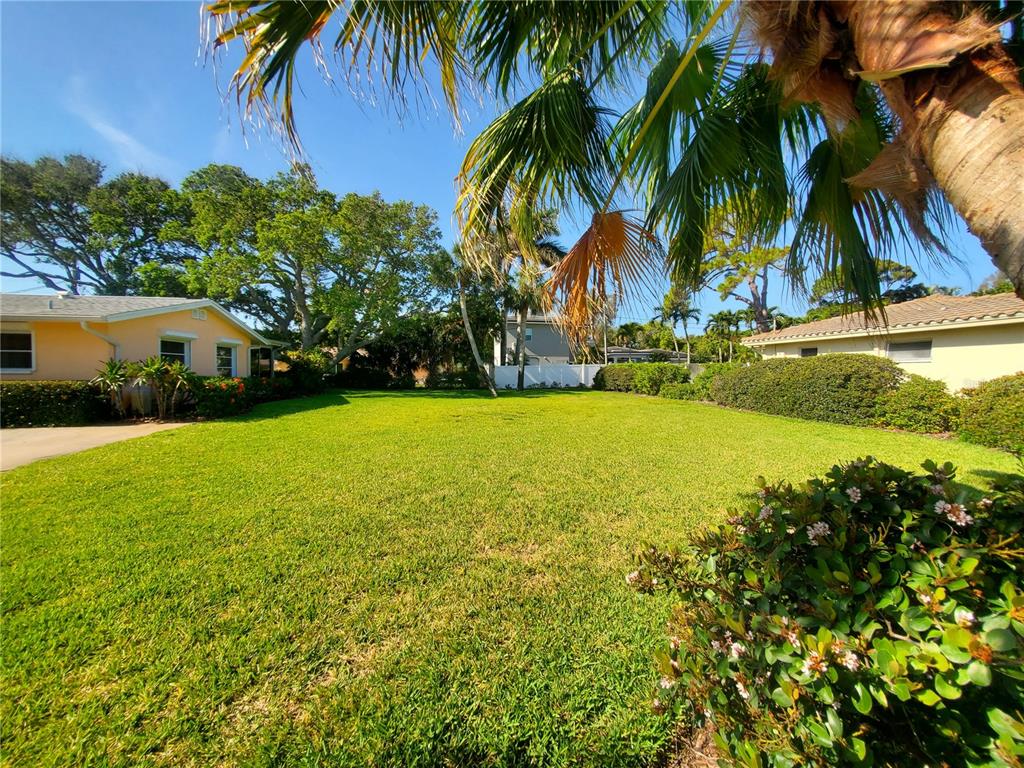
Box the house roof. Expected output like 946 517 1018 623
0 294 274 345
744 292 1024 345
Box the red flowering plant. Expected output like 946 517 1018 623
631 458 1024 767
195 376 253 418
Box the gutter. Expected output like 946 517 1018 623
80 321 121 360
743 314 1024 347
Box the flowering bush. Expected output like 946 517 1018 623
195 377 252 418
631 458 1024 767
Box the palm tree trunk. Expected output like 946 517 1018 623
683 325 691 365
847 5 1024 296
516 304 528 391
459 278 497 397
500 304 509 365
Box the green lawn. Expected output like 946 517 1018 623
2 391 1018 767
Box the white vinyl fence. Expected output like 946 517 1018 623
493 364 603 389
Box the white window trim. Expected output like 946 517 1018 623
215 344 237 377
0 329 35 374
159 337 191 367
160 330 199 340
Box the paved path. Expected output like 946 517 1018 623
1 423 188 471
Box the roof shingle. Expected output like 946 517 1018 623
745 293 1024 344
0 294 201 318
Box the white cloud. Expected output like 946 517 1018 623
63 74 179 179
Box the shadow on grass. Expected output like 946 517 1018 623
340 387 592 400
232 391 352 423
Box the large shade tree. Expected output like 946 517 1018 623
207 0 1024 337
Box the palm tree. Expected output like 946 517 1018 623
448 244 498 397
705 310 742 362
207 0 1024 321
654 284 701 363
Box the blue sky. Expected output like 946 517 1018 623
0 1 1001 322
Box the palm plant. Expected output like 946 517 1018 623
207 0 1024 333
92 359 129 419
448 244 498 397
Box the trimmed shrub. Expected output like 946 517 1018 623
878 374 961 433
0 380 112 427
243 376 295 404
279 349 332 395
659 382 695 400
959 372 1024 454
633 458 1024 767
195 377 252 418
710 354 904 425
593 363 689 395
690 362 741 400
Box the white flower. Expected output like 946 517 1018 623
918 592 933 607
956 609 976 627
934 500 952 515
757 488 768 499
807 521 831 545
658 676 674 689
729 642 746 659
735 525 748 535
669 636 681 651
838 650 860 671
735 680 750 700
758 505 772 521
711 639 724 653
801 651 829 676
977 497 993 509
846 487 862 503
786 526 796 535
931 483 945 495
946 503 974 527
625 570 641 586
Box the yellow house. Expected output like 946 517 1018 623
742 293 1024 392
0 294 275 381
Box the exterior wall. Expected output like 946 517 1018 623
0 321 110 380
1 308 259 381
112 310 252 377
493 320 573 364
754 322 1024 391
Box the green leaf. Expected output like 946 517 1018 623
967 661 992 687
934 675 961 700
852 683 873 714
986 628 1017 652
772 687 794 708
915 688 941 706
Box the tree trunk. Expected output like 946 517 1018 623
516 304 528 391
500 305 509 366
847 3 1024 296
683 325 691 365
459 278 497 397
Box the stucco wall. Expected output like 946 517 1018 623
1 308 260 380
755 322 1024 391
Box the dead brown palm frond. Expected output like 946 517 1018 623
847 3 1002 82
547 211 662 345
846 132 944 250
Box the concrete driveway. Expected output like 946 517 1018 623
1 422 188 471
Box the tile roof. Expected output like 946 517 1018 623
745 292 1024 344
0 294 201 318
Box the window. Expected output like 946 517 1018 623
160 338 189 366
800 347 818 357
525 328 534 341
0 332 33 371
191 309 207 321
216 345 236 376
888 340 932 363
250 347 272 377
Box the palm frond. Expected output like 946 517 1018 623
206 0 469 151
546 211 662 345
465 1 671 99
456 70 613 242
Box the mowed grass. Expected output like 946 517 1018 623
2 391 1018 768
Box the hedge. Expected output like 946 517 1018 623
959 372 1024 454
593 363 689 395
0 380 112 427
658 382 695 400
709 354 904 426
877 374 961 434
